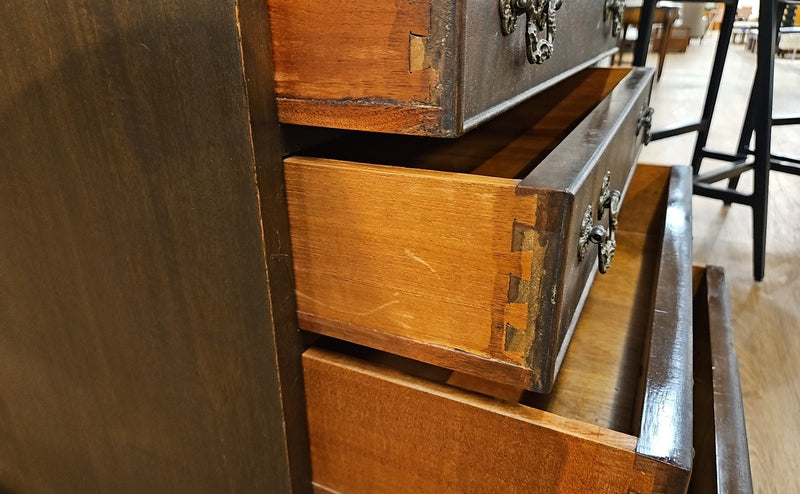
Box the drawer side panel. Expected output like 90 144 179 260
303 347 656 494
268 0 460 134
286 158 553 374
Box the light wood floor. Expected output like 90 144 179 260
634 34 800 493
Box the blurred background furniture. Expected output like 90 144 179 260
634 0 800 281
615 1 680 80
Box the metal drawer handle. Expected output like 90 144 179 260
500 0 563 65
578 171 621 274
604 0 625 39
590 225 616 274
637 105 655 145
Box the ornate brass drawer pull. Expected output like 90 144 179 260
604 0 625 38
578 171 620 274
637 105 655 145
500 0 563 65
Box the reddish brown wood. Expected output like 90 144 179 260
303 347 656 494
267 0 621 135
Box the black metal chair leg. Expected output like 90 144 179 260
691 3 738 176
725 80 759 203
750 0 778 281
633 0 657 67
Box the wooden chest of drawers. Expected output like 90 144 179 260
301 166 753 493
285 67 654 393
267 0 623 136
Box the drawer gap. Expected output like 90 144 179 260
294 68 631 181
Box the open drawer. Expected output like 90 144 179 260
286 67 655 393
301 166 752 493
267 0 622 136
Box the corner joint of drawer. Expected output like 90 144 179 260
511 219 538 252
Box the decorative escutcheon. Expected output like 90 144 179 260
604 0 625 39
578 170 620 274
499 0 564 65
637 105 655 145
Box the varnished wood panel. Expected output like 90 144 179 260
689 266 753 494
0 2 307 493
301 165 699 494
303 347 656 494
524 166 689 448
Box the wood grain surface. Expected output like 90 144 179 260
0 2 307 492
303 346 657 494
301 165 698 493
689 266 754 494
267 0 453 134
286 157 538 364
285 68 652 392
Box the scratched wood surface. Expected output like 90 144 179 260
285 68 653 393
300 167 735 493
286 157 540 370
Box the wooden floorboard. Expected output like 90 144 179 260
633 33 800 494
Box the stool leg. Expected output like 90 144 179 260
725 81 758 202
751 0 778 281
633 0 657 66
691 3 738 176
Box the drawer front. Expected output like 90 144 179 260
520 68 655 388
461 0 620 131
268 0 621 136
301 167 752 493
286 67 655 393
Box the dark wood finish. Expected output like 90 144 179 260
285 67 654 393
0 2 308 493
523 166 677 433
688 266 754 494
237 0 313 491
634 165 694 491
267 0 619 136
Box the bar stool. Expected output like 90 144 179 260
634 0 800 281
